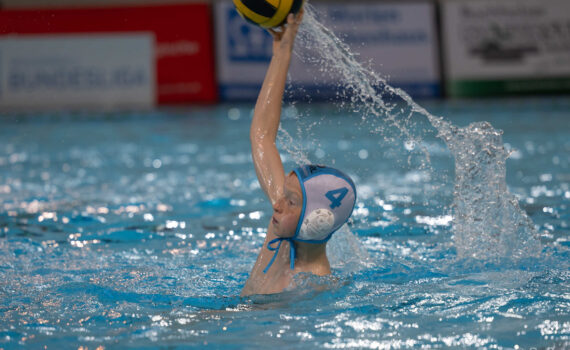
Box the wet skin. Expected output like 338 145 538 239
271 172 303 238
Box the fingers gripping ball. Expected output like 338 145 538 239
233 0 304 28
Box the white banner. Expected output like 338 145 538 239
214 1 440 100
442 0 570 79
0 34 155 110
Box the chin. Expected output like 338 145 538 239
275 230 295 239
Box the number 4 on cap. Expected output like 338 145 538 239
325 187 349 209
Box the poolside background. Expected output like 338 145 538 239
1 0 570 110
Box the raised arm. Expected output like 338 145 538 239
250 10 303 205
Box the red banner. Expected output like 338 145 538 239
0 3 217 104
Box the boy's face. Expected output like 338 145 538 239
271 173 303 238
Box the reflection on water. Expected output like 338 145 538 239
0 99 568 348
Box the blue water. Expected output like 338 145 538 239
0 97 569 349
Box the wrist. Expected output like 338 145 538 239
272 49 292 60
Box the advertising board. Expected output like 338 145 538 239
442 0 570 96
0 3 216 108
215 1 441 101
0 34 154 110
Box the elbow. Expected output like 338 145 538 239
249 126 259 144
250 130 276 153
250 136 275 152
250 126 274 145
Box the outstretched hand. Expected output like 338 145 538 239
267 8 304 56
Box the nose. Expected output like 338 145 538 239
273 198 284 213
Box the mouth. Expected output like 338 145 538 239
272 216 278 225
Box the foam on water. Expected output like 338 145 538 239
291 4 541 262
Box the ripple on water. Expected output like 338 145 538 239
0 26 569 349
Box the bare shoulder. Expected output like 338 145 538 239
241 232 293 296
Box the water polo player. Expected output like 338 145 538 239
241 10 357 296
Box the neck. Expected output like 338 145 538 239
293 241 331 275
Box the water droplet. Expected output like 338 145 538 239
358 149 368 159
228 108 241 120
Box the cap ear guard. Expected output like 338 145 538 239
299 208 335 241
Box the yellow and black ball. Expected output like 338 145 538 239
233 0 304 28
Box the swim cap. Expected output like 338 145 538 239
263 165 356 273
293 165 357 242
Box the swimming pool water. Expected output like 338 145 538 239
0 98 569 349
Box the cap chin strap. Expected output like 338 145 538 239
263 237 296 274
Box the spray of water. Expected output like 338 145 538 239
288 4 541 261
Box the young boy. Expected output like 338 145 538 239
241 10 356 296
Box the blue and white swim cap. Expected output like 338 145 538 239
293 165 357 243
263 165 356 273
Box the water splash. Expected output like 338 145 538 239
295 5 433 165
439 121 541 260
277 124 311 166
290 4 540 261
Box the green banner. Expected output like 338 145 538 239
448 78 570 97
